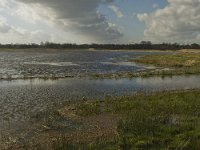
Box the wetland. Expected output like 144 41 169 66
1 49 200 149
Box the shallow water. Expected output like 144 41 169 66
0 49 195 138
0 49 164 79
1 75 200 134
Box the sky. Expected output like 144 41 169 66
0 0 200 44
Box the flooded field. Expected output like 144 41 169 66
0 49 200 143
0 49 162 79
1 75 200 135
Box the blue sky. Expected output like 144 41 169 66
102 0 168 43
0 0 199 44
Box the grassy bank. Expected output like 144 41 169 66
91 53 200 79
135 53 200 67
66 90 200 149
134 53 200 75
8 90 200 149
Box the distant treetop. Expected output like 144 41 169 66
0 42 199 50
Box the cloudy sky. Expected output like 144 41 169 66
0 0 199 44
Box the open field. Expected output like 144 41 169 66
134 53 200 75
134 53 200 68
3 89 200 149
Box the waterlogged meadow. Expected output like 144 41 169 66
94 52 200 79
133 53 200 77
70 90 200 149
5 90 200 149
1 49 200 149
0 49 160 80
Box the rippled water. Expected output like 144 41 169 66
0 49 162 79
0 49 198 139
1 75 200 134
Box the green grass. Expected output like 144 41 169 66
63 90 200 149
54 136 119 150
134 53 200 68
133 53 200 76
113 91 200 149
5 90 200 149
91 53 200 79
75 101 101 116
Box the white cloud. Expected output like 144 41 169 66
15 0 123 43
0 0 8 8
0 23 11 33
0 0 124 43
0 0 123 43
15 3 45 23
109 5 124 18
0 16 18 34
138 0 200 43
0 11 52 43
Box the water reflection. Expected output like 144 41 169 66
0 78 58 87
0 74 200 135
0 50 169 79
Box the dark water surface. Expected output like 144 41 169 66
0 49 162 79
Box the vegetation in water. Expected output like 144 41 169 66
91 53 200 79
6 90 200 149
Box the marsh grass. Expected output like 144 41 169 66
134 53 200 68
133 53 200 76
53 136 119 150
4 90 200 149
91 53 200 79
75 101 101 116
64 90 200 149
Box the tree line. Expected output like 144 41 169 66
0 41 200 50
